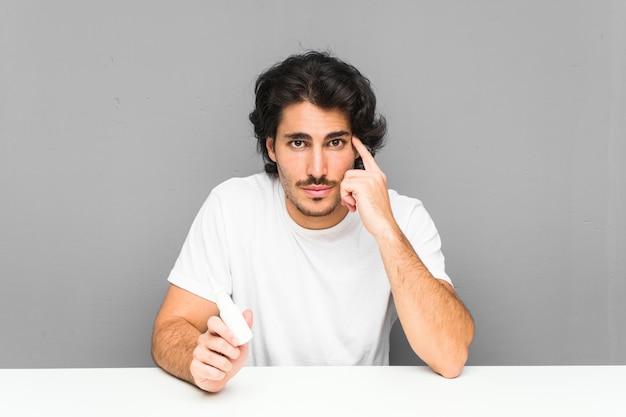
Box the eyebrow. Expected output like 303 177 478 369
284 130 351 140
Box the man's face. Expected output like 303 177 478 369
266 101 357 230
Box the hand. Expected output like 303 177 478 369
340 137 398 238
190 309 253 392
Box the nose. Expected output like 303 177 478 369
307 145 327 178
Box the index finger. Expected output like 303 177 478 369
352 136 380 172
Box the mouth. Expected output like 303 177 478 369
302 185 332 198
296 176 337 199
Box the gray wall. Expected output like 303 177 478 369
1 1 624 368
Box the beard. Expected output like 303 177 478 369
276 164 341 218
289 191 341 218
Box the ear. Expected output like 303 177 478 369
266 137 277 162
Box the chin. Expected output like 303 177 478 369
292 198 329 217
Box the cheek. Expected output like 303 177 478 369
274 152 301 178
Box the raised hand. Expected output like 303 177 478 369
340 137 397 238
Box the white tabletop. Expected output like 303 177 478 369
1 366 625 416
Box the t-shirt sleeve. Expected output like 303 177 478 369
166 189 232 302
398 195 452 286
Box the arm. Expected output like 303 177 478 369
151 283 253 392
341 137 474 378
375 226 474 378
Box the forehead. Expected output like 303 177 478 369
277 102 350 136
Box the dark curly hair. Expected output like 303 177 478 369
249 51 387 174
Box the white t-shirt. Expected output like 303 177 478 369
168 173 451 366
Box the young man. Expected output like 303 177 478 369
151 51 475 393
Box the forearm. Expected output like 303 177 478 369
376 225 474 378
151 317 200 385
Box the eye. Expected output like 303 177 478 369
329 139 345 148
290 140 305 149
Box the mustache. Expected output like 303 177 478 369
295 176 337 187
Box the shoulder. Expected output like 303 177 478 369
213 172 275 194
210 172 276 203
387 189 425 217
387 188 440 234
199 173 278 221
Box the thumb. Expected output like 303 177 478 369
242 309 254 328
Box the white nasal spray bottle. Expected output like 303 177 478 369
207 274 252 346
